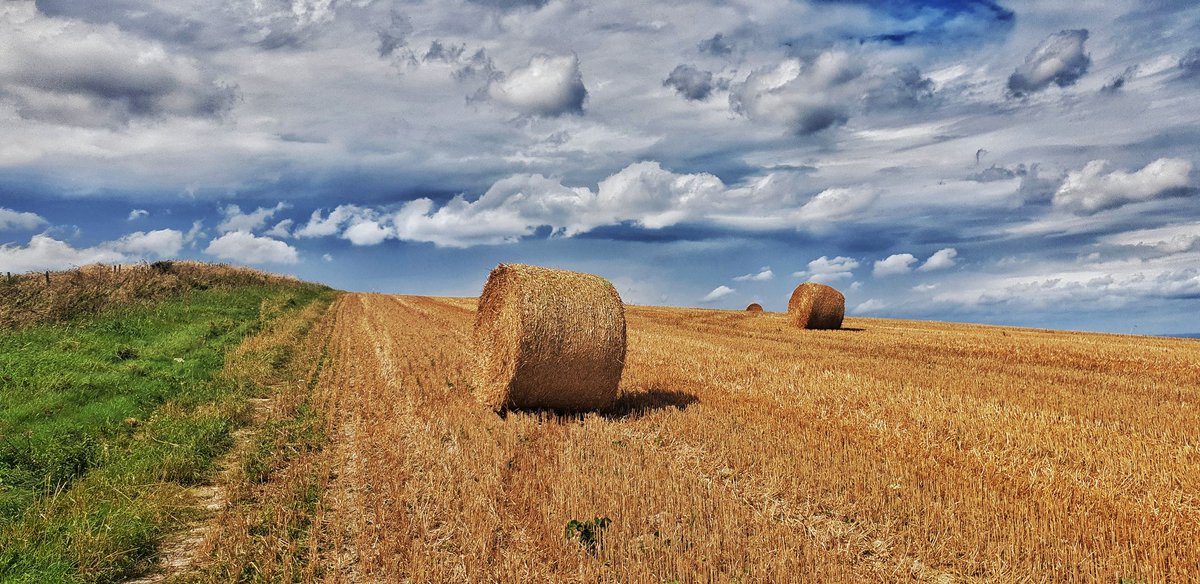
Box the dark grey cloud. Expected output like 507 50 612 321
454 49 500 82
1016 165 1061 204
664 65 716 101
698 33 733 56
1101 65 1139 94
728 52 862 136
1181 47 1200 77
424 40 466 63
257 28 308 51
967 164 1020 182
795 107 850 135
0 15 234 127
35 0 361 52
466 0 548 10
1007 29 1091 97
377 10 412 58
34 0 203 45
864 65 934 109
965 163 1061 204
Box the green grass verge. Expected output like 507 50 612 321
0 282 333 583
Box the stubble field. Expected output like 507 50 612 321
277 293 1199 582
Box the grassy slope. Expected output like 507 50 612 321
0 280 333 583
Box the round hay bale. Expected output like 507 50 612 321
788 283 845 330
473 263 626 412
745 303 764 313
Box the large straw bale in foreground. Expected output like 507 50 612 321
788 283 845 330
745 303 764 313
473 264 627 412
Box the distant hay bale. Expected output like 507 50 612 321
745 303 764 313
473 263 627 412
788 283 845 330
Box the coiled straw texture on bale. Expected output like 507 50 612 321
473 264 627 412
788 283 845 330
745 303 764 313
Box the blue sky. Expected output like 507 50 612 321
1 0 1199 334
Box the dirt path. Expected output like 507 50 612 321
125 398 271 584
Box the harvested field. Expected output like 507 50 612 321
305 293 1200 582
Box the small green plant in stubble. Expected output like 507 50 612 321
565 516 612 556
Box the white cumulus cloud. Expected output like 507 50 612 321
733 266 774 282
385 162 876 248
918 248 958 271
489 54 587 117
205 231 299 264
127 209 149 221
700 285 735 303
391 162 727 247
795 188 878 223
343 219 393 246
873 253 918 277
0 234 125 272
295 205 363 238
793 256 859 283
295 205 396 247
0 208 46 231
217 202 289 233
0 229 182 272
1053 158 1192 215
264 219 293 238
108 229 184 257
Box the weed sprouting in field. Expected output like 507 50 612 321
114 346 139 361
565 516 611 555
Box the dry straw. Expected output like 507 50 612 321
745 303 764 313
473 263 627 412
0 261 302 329
788 283 845 330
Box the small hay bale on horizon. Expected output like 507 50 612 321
745 303 764 313
788 283 845 330
473 263 626 413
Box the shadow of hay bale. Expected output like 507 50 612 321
602 388 699 419
496 387 698 422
